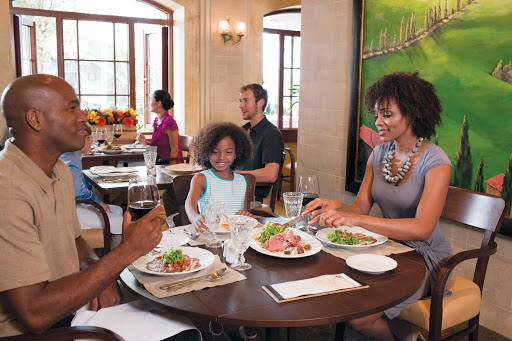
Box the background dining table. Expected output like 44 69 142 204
120 217 427 341
82 150 144 167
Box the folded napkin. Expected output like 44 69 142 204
263 273 368 303
169 225 231 246
321 239 414 260
129 255 245 298
71 301 200 341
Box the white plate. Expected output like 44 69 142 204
132 247 215 276
102 150 123 154
165 164 204 174
90 166 115 172
90 171 134 178
158 231 190 247
249 227 323 258
316 227 388 249
123 144 147 150
128 148 147 153
206 215 244 235
346 254 397 274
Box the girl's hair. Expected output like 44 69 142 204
192 121 253 171
152 90 174 110
364 71 442 139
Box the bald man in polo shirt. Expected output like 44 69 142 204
0 75 198 339
236 84 284 203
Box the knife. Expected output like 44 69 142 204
283 214 304 227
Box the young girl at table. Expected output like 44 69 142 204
303 71 452 341
60 123 124 249
185 121 253 233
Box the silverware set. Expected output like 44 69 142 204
159 267 229 292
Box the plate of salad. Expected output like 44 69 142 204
249 221 322 258
316 227 388 249
132 247 215 276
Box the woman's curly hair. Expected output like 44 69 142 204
364 71 442 139
191 121 253 171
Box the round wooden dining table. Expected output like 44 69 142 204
120 222 426 341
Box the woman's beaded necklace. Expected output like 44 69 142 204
382 137 424 184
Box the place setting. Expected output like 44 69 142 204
159 163 204 176
88 166 140 183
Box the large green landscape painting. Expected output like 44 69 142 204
356 0 512 220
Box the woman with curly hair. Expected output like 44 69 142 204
303 71 452 341
185 121 254 234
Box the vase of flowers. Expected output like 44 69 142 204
84 108 139 143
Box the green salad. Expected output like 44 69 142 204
257 221 287 245
162 248 185 264
327 229 361 245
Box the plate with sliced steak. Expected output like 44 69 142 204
249 227 322 258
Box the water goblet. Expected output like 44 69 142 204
113 124 123 146
200 201 224 248
143 146 158 178
105 130 114 147
282 192 304 230
228 215 257 271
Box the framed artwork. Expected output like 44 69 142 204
346 0 512 236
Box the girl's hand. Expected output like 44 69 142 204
303 198 344 219
236 210 253 217
309 209 358 228
190 213 209 234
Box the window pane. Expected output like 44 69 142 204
116 62 129 95
63 20 77 59
262 33 280 126
282 97 291 129
115 23 128 61
291 96 299 129
25 15 57 76
79 21 113 61
22 60 32 76
283 68 291 96
80 61 115 94
81 96 115 110
293 36 301 67
64 60 79 93
21 25 31 60
148 32 162 94
292 69 300 87
13 0 168 19
263 12 301 31
116 96 129 108
284 36 292 68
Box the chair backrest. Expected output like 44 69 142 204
179 134 193 154
0 326 125 340
171 173 256 226
156 134 194 165
256 151 286 212
76 199 112 254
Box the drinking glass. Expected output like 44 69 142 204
200 201 224 248
144 146 158 178
297 175 321 232
105 130 114 146
91 131 99 152
113 124 123 146
95 128 106 148
282 192 304 229
128 177 161 255
228 215 257 271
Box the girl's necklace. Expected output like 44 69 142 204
382 137 423 185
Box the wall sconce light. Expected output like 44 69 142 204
218 19 246 45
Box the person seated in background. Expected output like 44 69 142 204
303 71 452 341
185 121 253 233
235 84 284 204
137 89 183 162
0 74 200 340
60 123 123 250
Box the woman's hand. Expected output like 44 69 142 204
137 133 148 145
236 210 253 217
302 198 345 219
309 209 358 228
190 213 209 234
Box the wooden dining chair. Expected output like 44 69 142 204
0 326 125 340
398 186 506 341
156 134 194 165
257 151 286 213
277 147 297 199
169 173 275 226
76 199 112 255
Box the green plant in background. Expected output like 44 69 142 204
137 124 144 131
289 84 300 112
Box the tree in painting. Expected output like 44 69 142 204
454 115 472 189
503 153 512 216
474 158 485 193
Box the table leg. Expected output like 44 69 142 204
265 327 280 341
334 322 346 341
287 327 296 341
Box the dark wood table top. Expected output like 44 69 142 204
120 222 426 335
83 165 175 196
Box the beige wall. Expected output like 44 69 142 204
299 0 512 338
0 0 14 142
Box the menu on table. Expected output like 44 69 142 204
262 273 368 303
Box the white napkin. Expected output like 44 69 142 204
320 239 413 260
223 239 237 264
71 301 201 341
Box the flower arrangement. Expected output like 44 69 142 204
84 108 139 128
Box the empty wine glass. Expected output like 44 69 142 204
282 192 304 229
200 201 224 248
228 215 257 271
113 124 123 146
105 130 114 147
128 177 161 255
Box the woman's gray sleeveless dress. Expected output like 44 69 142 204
371 142 453 319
